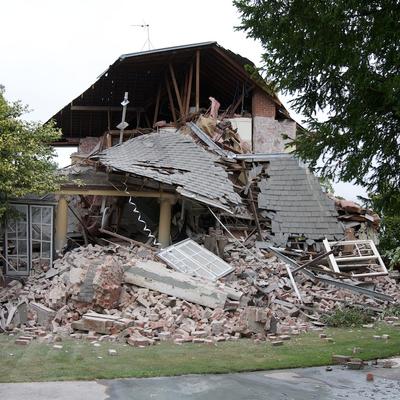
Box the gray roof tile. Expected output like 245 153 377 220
257 155 344 241
96 131 242 211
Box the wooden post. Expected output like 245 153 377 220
153 83 161 126
54 195 68 253
165 75 177 124
106 133 112 148
169 63 184 117
158 198 172 248
195 50 200 112
185 63 193 115
144 113 151 128
181 70 189 118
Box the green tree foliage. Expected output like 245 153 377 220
234 0 400 195
360 190 400 266
0 86 61 219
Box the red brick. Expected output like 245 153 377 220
252 89 276 118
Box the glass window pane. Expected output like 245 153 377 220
7 240 17 255
41 207 52 224
17 222 27 236
31 207 41 223
42 225 52 241
18 240 27 254
18 258 29 271
41 241 51 257
32 225 41 240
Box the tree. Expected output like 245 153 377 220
0 86 61 219
234 0 400 196
359 191 400 267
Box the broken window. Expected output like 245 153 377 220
30 205 54 272
157 238 234 281
4 205 29 276
323 239 388 278
4 203 54 276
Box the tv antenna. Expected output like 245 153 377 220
131 23 153 51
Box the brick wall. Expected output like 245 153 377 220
252 89 296 153
252 88 276 118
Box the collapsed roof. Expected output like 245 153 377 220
256 154 344 243
89 126 344 244
47 41 344 245
95 130 242 212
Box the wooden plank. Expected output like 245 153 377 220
165 74 177 124
168 63 184 116
144 112 151 128
181 70 189 117
195 50 200 111
284 264 302 302
369 240 388 274
153 82 161 126
185 63 193 115
99 228 155 250
292 250 335 274
323 238 341 273
70 105 144 112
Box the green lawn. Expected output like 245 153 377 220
1 324 399 383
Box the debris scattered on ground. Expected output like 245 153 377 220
1 236 399 347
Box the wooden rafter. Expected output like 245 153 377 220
165 74 177 124
195 50 200 112
168 63 184 116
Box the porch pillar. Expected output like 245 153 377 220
158 197 172 248
54 195 68 253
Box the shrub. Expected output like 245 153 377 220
321 306 374 327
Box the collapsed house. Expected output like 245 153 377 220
1 42 395 346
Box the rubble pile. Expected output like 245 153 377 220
1 240 399 347
333 197 381 241
223 239 400 326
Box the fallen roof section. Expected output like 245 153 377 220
257 154 344 244
95 131 242 212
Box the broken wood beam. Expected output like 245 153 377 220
168 63 185 117
195 50 200 112
292 250 335 274
165 74 177 124
99 228 155 250
153 84 162 126
70 105 144 112
185 63 193 115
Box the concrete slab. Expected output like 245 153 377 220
1 365 400 399
0 381 106 400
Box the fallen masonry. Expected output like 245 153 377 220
123 260 242 309
0 239 400 347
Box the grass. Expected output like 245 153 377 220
1 324 399 383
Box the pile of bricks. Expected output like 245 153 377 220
1 240 400 347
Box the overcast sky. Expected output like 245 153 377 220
0 0 366 201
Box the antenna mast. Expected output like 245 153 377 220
131 23 153 51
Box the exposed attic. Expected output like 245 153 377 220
49 42 291 145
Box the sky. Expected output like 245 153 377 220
0 0 366 201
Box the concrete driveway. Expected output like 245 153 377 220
1 365 399 400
